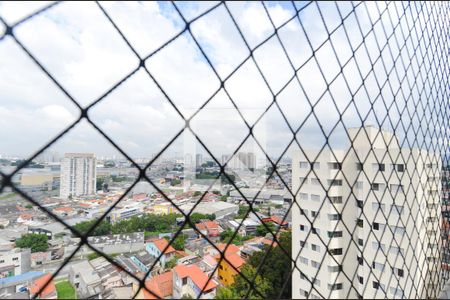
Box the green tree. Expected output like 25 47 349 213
215 231 292 299
96 177 105 191
256 222 275 237
25 204 33 209
220 228 244 246
171 179 181 186
215 264 272 299
73 219 111 236
193 191 202 197
237 205 249 219
220 195 228 202
246 231 292 298
167 234 186 251
16 234 48 253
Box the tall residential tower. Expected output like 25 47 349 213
292 127 441 299
60 153 97 199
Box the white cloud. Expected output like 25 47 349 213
0 1 444 160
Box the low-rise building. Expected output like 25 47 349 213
0 248 31 279
213 244 245 286
146 238 176 268
173 264 218 299
69 260 102 298
135 271 173 299
29 273 57 299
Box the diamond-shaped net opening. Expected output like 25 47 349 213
0 1 449 299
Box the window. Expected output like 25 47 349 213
392 204 404 215
328 283 343 291
379 163 385 171
300 209 308 216
356 219 363 227
372 242 386 252
311 211 319 218
356 163 363 171
328 265 342 272
300 162 309 169
300 224 309 232
329 162 342 170
299 257 308 265
311 244 321 252
299 177 308 185
330 196 343 204
390 184 404 194
373 222 379 230
328 231 343 238
328 213 341 221
219 265 223 270
356 200 363 208
299 193 308 200
358 276 364 284
299 289 309 297
396 164 404 172
373 281 380 289
390 246 405 255
12 257 19 261
300 241 308 249
329 248 343 255
312 278 321 287
397 268 404 277
310 178 320 185
372 202 385 212
328 179 343 186
312 227 320 235
355 181 363 189
182 277 188 285
372 261 384 271
357 256 363 265
312 162 320 170
358 238 364 246
300 272 307 280
311 260 321 269
392 226 405 235
371 183 383 191
311 194 321 202
390 287 404 297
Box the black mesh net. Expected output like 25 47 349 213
0 1 449 299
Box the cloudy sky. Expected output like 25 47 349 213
0 1 446 163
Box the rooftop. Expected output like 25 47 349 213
173 264 217 292
29 274 56 298
148 238 176 254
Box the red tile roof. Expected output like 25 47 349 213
18 213 33 220
142 271 173 299
216 243 240 254
54 207 74 212
29 274 55 298
133 193 148 201
149 238 176 254
196 221 220 237
214 243 245 270
263 216 288 226
174 264 217 291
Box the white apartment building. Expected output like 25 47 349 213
0 248 31 279
292 126 441 299
60 153 96 199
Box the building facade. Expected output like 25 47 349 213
60 153 96 199
292 127 441 299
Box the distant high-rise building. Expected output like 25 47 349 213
60 153 97 199
246 152 256 170
196 154 203 168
